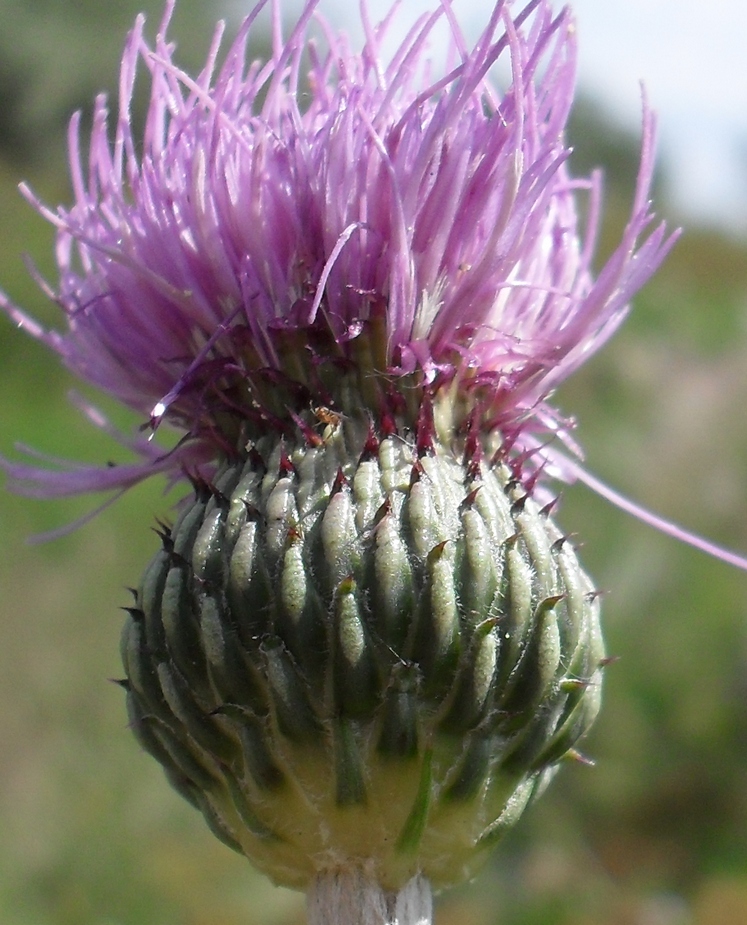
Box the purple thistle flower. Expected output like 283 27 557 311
5 3 747 907
2 0 672 509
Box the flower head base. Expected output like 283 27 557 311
2 0 672 501
121 412 606 892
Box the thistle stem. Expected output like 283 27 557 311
306 869 433 925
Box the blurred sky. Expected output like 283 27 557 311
304 0 747 236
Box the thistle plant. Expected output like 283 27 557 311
3 1 742 923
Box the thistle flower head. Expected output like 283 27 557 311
3 0 714 903
2 0 672 502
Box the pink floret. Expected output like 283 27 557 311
1 0 675 500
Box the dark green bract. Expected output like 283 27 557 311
120 413 604 891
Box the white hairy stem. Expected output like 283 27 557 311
306 869 433 925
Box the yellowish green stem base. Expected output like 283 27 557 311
307 869 432 925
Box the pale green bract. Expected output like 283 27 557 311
121 409 604 891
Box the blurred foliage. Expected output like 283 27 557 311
567 95 664 202
1 6 747 925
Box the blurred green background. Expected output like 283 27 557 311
1 3 747 924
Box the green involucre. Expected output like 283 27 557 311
121 413 604 891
